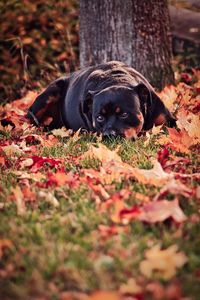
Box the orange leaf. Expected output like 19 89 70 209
177 109 200 143
158 85 177 111
168 128 195 153
89 291 120 300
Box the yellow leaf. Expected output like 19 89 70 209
12 186 26 215
140 244 187 280
52 127 72 138
120 278 142 294
84 144 122 164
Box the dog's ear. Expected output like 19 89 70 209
135 83 176 130
82 90 95 114
27 76 69 129
135 83 152 119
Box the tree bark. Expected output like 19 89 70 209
79 0 174 90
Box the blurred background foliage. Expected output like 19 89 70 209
0 0 79 103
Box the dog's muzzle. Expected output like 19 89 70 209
102 129 117 138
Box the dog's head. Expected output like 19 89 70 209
84 84 172 139
92 85 144 139
83 84 176 139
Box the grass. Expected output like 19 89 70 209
0 131 200 299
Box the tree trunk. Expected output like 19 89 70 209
79 0 174 90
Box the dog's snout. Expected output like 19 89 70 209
103 129 117 138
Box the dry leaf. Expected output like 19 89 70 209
0 239 13 258
177 109 200 142
2 143 23 156
132 160 173 186
84 144 122 164
89 291 120 300
119 278 142 294
20 158 34 168
154 179 192 201
113 199 186 224
12 186 26 215
38 191 59 207
157 85 177 111
13 171 45 182
140 244 187 279
168 128 195 153
138 199 187 223
60 291 89 300
51 127 72 138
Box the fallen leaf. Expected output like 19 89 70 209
168 128 195 153
20 158 34 168
119 278 142 294
51 127 72 138
84 144 122 164
89 291 120 300
153 179 192 201
38 191 59 207
12 186 26 215
138 199 187 223
140 244 187 279
28 156 61 172
157 85 177 111
132 160 174 187
0 240 13 258
13 171 46 182
177 109 200 143
146 282 165 300
112 198 186 224
2 143 23 156
47 171 80 189
60 291 89 300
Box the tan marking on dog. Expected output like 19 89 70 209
43 117 53 126
115 107 121 113
101 108 106 114
135 113 144 134
124 127 137 139
123 113 144 139
154 113 167 126
137 113 144 122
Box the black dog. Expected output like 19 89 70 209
27 61 176 139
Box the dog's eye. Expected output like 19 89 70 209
119 112 129 119
96 115 105 122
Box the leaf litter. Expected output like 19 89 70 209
0 73 200 299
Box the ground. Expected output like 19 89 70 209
0 70 200 300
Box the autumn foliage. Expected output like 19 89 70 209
0 71 200 299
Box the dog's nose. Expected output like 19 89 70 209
103 129 117 138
